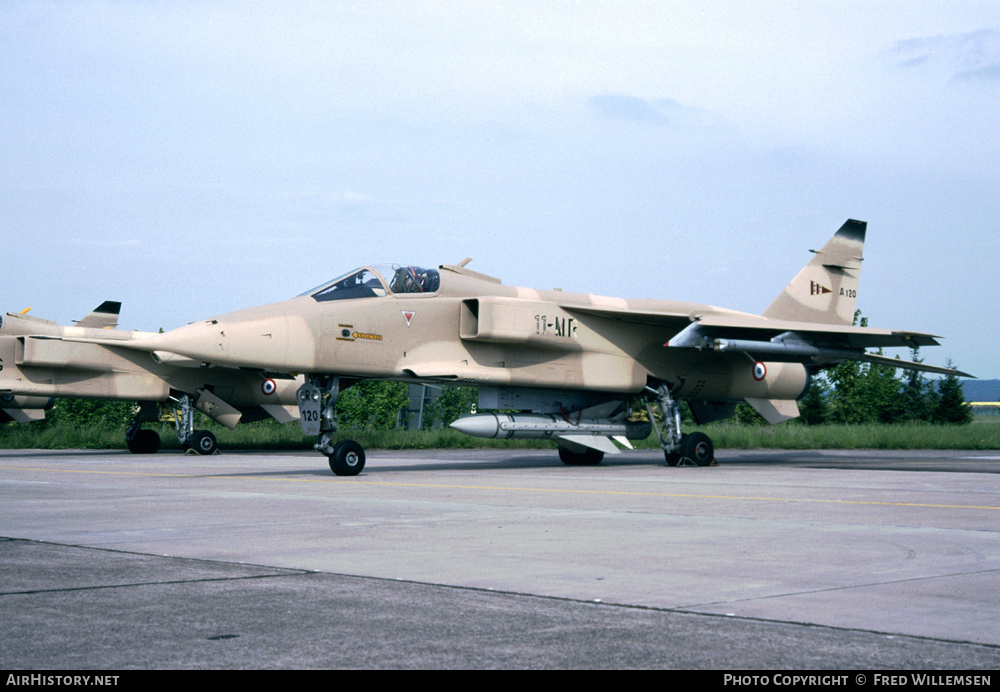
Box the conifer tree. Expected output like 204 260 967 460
867 352 905 423
932 360 973 424
797 375 829 425
898 348 933 422
828 356 870 423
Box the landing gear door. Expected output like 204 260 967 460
297 381 322 435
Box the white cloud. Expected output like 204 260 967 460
887 28 1000 81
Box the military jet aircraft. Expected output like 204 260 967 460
0 303 302 453
20 218 966 476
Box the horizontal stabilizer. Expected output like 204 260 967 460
858 352 974 378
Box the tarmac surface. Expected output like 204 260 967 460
1 446 999 669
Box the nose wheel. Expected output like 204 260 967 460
329 440 366 476
298 375 367 476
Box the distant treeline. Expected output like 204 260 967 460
962 379 1000 403
785 312 973 426
735 352 973 426
737 311 973 427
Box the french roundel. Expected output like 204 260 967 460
261 378 277 396
752 362 767 382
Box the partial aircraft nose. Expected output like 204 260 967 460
140 302 317 372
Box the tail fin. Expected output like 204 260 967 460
762 219 866 326
75 301 121 329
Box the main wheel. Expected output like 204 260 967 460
190 430 218 455
127 429 161 454
678 432 714 467
329 440 365 476
558 446 605 466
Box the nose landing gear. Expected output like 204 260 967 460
297 376 366 476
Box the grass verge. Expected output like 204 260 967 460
1 418 998 452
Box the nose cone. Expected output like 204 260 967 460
146 302 316 371
147 318 232 363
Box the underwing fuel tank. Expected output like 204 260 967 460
450 412 652 442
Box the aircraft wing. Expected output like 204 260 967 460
562 304 969 378
561 305 693 330
667 314 972 377
682 313 943 349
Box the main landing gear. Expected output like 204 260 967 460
644 384 715 467
125 395 218 455
172 393 218 455
126 401 161 454
126 421 161 454
297 376 366 476
557 446 605 466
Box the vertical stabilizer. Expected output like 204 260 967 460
762 219 866 326
75 301 122 329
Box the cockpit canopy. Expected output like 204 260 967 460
301 265 441 302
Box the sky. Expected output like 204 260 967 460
2 1 998 379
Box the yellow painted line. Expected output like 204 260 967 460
308 479 1000 511
3 464 1000 511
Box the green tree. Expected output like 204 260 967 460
826 311 905 424
932 361 973 425
827 357 872 423
797 375 830 425
898 348 933 422
867 354 905 423
335 380 410 430
828 310 870 423
51 399 134 430
734 402 767 425
423 386 478 428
